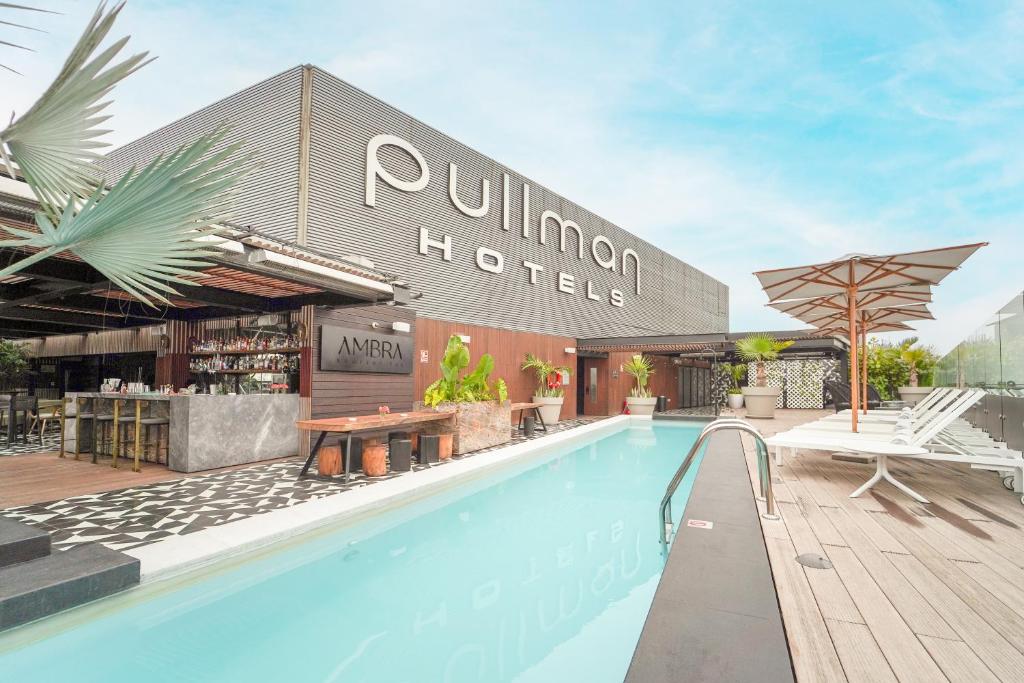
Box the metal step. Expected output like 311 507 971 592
0 543 140 631
0 516 51 569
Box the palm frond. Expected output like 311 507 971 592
0 126 251 305
0 1 153 211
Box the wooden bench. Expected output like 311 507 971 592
510 402 548 433
296 410 456 482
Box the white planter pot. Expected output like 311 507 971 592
626 396 658 416
532 396 564 425
727 393 744 410
898 386 934 406
742 386 781 418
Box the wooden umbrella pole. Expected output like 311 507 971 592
861 313 868 414
848 268 859 432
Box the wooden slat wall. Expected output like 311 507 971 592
310 304 417 419
413 318 579 420
19 325 163 357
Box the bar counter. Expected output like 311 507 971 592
66 392 299 473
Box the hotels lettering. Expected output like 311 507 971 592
365 134 640 308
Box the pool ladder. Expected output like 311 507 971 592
659 418 779 546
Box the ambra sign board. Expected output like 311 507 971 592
320 325 413 374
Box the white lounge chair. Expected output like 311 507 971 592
766 390 1023 504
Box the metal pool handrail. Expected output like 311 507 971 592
659 418 779 546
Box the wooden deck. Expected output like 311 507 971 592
0 451 297 508
740 409 1024 682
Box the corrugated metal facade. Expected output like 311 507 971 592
100 65 728 340
99 68 305 242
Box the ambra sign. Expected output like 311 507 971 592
365 134 640 308
320 325 413 374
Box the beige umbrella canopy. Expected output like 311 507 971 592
801 303 934 329
754 243 986 431
768 284 932 320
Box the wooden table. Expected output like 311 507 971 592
296 410 456 482
510 401 548 432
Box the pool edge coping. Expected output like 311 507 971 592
126 415 646 582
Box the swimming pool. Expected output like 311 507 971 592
0 420 704 682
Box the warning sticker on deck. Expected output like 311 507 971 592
686 519 714 530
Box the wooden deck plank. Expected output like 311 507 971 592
822 545 946 682
872 512 1024 655
886 552 1024 682
738 408 1024 683
818 505 959 640
918 635 1001 683
764 535 848 683
824 619 897 683
775 498 864 624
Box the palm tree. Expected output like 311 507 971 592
0 2 249 305
899 337 931 387
521 353 571 397
735 334 792 387
622 354 654 397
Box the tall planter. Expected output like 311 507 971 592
532 396 563 424
417 400 512 455
742 386 781 418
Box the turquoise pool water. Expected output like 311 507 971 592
0 421 704 682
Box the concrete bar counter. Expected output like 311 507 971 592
66 393 299 473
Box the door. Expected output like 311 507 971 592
580 357 609 415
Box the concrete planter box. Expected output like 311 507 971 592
626 396 658 416
727 393 745 410
532 396 564 424
417 400 511 455
898 386 934 406
742 386 781 418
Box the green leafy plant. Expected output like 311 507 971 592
521 353 571 398
0 339 30 389
423 335 507 407
735 334 793 387
722 362 747 394
0 3 250 305
899 337 938 388
865 340 907 400
623 354 654 398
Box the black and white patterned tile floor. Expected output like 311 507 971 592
0 431 61 456
2 418 605 553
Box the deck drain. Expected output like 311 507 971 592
796 553 833 570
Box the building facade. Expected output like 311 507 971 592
93 65 729 418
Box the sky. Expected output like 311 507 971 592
2 1 1022 355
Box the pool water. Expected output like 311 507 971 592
0 421 704 682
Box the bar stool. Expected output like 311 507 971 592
74 397 95 461
114 399 140 470
138 402 169 466
92 400 117 464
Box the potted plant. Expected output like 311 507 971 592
521 353 571 424
736 334 792 418
623 354 658 416
419 335 511 454
897 337 937 406
724 362 747 410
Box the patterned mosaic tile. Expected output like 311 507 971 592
0 431 61 456
2 417 606 553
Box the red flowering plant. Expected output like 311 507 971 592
378 405 391 416
522 353 571 398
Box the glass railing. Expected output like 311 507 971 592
935 291 1024 446
936 291 1024 395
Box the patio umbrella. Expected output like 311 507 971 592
754 242 986 431
767 284 933 320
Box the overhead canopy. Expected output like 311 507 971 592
0 177 406 339
754 243 987 303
